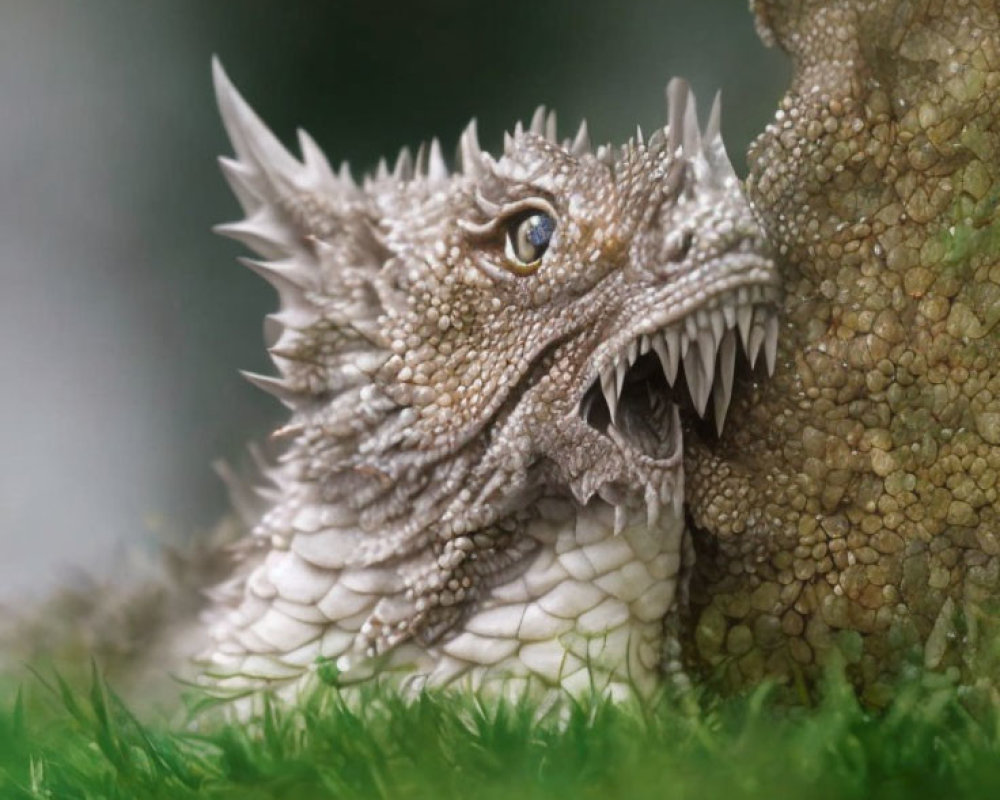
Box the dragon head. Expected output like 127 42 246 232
213 59 779 655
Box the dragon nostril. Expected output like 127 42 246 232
665 229 694 263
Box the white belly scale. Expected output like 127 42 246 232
201 497 686 703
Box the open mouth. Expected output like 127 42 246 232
578 283 780 462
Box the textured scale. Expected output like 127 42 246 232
686 0 1000 703
202 58 779 702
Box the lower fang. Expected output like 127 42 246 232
672 469 684 518
747 321 765 367
765 314 779 375
645 485 661 527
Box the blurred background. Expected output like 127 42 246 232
0 1 787 602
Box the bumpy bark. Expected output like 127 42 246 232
686 0 1000 702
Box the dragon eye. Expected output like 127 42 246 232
504 211 555 271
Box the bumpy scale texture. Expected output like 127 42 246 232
686 0 1000 703
203 60 779 702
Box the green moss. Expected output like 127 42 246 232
938 186 1000 274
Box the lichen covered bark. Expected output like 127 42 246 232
686 0 1000 701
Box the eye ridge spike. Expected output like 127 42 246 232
571 119 591 155
529 106 547 136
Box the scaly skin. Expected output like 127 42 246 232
686 0 1000 703
202 61 779 701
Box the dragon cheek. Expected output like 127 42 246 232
597 231 628 265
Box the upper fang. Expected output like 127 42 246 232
601 366 619 423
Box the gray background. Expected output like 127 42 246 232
0 1 787 601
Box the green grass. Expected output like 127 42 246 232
2 660 1000 799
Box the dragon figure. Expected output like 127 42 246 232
199 59 779 701
7 0 989 710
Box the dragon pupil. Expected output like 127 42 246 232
525 213 554 248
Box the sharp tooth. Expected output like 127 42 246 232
655 329 680 384
673 459 684 518
683 343 711 416
710 309 725 343
639 334 651 355
748 314 766 368
713 329 737 435
723 304 736 329
659 477 676 506
697 329 717 383
645 485 661 528
579 392 595 420
679 329 691 358
765 314 779 376
646 502 660 529
685 314 698 343
653 336 677 386
627 339 639 365
737 305 753 349
614 504 627 535
615 357 627 398
601 366 619 423
719 328 737 406
671 403 682 455
712 383 728 435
